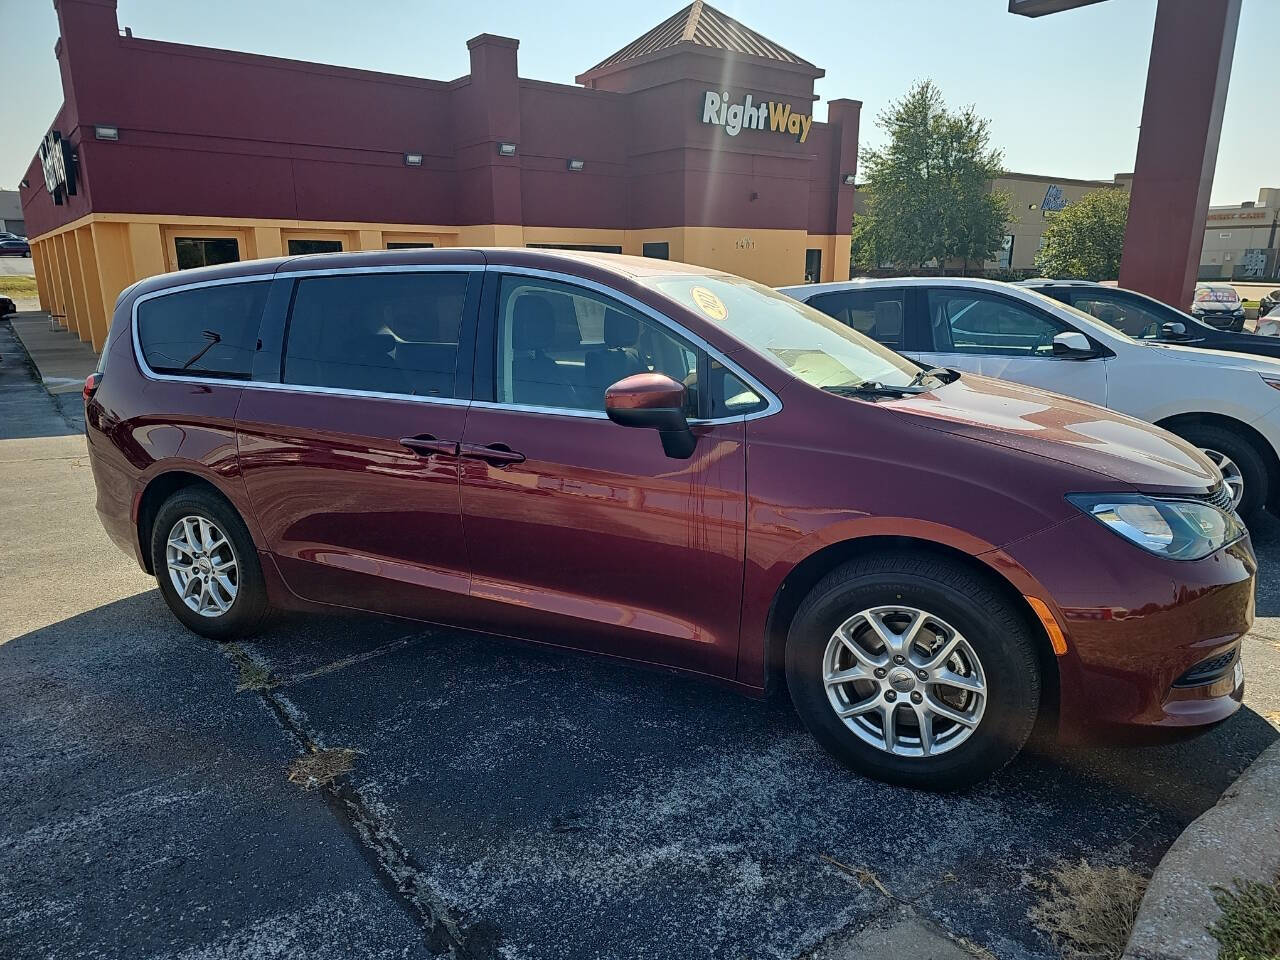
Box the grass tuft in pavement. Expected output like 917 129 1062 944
1208 875 1280 960
287 747 359 791
1027 859 1148 960
235 658 275 692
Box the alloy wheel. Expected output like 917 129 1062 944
165 515 239 618
1200 448 1245 509
822 606 987 758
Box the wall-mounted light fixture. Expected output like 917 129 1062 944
566 158 585 172
840 173 856 186
19 179 30 189
497 142 518 157
1028 202 1038 210
404 153 423 167
94 125 119 141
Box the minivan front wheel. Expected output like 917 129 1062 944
786 554 1041 791
151 487 268 640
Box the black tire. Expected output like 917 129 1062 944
785 553 1041 791
150 486 269 640
1168 422 1269 522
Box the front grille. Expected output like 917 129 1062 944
1192 482 1235 513
1173 648 1237 688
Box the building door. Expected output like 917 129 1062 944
805 248 822 283
457 270 751 678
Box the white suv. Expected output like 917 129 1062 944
780 277 1280 519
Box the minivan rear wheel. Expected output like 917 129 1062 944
151 487 268 641
785 554 1040 791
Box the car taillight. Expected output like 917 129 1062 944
83 372 102 402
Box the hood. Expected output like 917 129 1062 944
1136 340 1280 372
886 373 1218 494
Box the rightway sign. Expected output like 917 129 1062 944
701 91 813 144
38 129 78 206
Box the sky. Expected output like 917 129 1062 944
0 0 1275 206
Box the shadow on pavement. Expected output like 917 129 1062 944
6 591 1271 960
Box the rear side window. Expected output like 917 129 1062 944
137 281 269 378
807 289 906 349
282 272 469 398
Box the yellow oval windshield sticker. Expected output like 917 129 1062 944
691 286 728 321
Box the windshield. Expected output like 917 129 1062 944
641 275 921 390
1017 286 1137 344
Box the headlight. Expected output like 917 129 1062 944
1066 493 1245 560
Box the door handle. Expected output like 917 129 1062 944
460 442 526 467
399 434 459 458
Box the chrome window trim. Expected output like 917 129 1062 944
129 266 481 408
489 265 782 424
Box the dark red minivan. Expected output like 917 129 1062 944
84 248 1255 789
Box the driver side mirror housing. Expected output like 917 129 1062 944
1052 331 1096 359
1160 321 1187 339
605 373 697 459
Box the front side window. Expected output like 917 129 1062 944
282 272 469 398
174 237 240 271
1072 292 1171 339
137 281 269 378
642 275 920 391
807 289 906 349
495 276 699 414
928 289 1068 357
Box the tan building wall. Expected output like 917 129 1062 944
987 173 1130 271
29 214 848 352
1199 188 1280 280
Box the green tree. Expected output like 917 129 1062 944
1035 188 1130 280
852 80 1012 273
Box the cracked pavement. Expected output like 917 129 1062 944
2 317 1278 960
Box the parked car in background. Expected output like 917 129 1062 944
1257 289 1280 320
1191 282 1246 331
84 249 1253 790
1016 278 1280 360
0 238 31 257
1257 305 1280 339
782 277 1280 519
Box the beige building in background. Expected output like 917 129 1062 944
986 172 1131 271
1199 188 1280 281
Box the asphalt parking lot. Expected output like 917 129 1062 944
0 254 36 277
2 317 1279 960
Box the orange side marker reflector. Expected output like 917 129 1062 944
1026 596 1068 656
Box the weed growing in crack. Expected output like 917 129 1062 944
1028 859 1148 960
287 747 360 790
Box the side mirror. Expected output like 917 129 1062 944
605 373 696 459
1052 331 1095 359
1160 321 1187 339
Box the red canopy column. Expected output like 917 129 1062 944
1117 0 1242 308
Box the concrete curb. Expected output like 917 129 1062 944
1123 737 1280 960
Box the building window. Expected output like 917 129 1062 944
175 237 240 271
525 243 623 253
387 242 435 250
996 234 1014 269
804 248 823 283
287 239 343 256
642 242 670 260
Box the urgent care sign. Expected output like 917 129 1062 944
700 91 814 143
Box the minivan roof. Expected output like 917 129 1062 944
126 247 726 303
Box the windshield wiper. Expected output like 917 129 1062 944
823 381 928 398
181 330 222 370
908 366 958 387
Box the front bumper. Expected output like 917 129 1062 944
993 513 1254 741
1193 310 1245 330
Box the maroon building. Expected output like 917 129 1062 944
20 0 861 350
